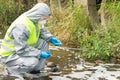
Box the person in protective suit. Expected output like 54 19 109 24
0 2 62 80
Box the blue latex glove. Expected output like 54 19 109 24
49 36 62 46
40 51 51 59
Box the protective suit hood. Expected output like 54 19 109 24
24 3 51 22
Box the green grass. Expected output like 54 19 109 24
49 1 120 60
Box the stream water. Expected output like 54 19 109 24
0 46 120 80
48 46 120 80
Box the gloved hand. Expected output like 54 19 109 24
49 36 62 46
40 51 51 59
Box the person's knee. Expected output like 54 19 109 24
6 57 40 72
26 57 39 69
14 57 39 70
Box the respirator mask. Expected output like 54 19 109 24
39 20 47 25
38 20 47 28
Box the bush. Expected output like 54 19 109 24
77 1 120 60
49 1 120 60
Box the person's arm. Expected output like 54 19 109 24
40 28 53 41
10 24 40 57
40 28 62 46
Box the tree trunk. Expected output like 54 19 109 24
87 0 100 27
99 0 106 27
18 0 23 14
79 0 100 29
58 0 62 11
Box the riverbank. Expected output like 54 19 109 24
48 46 120 80
0 46 120 80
